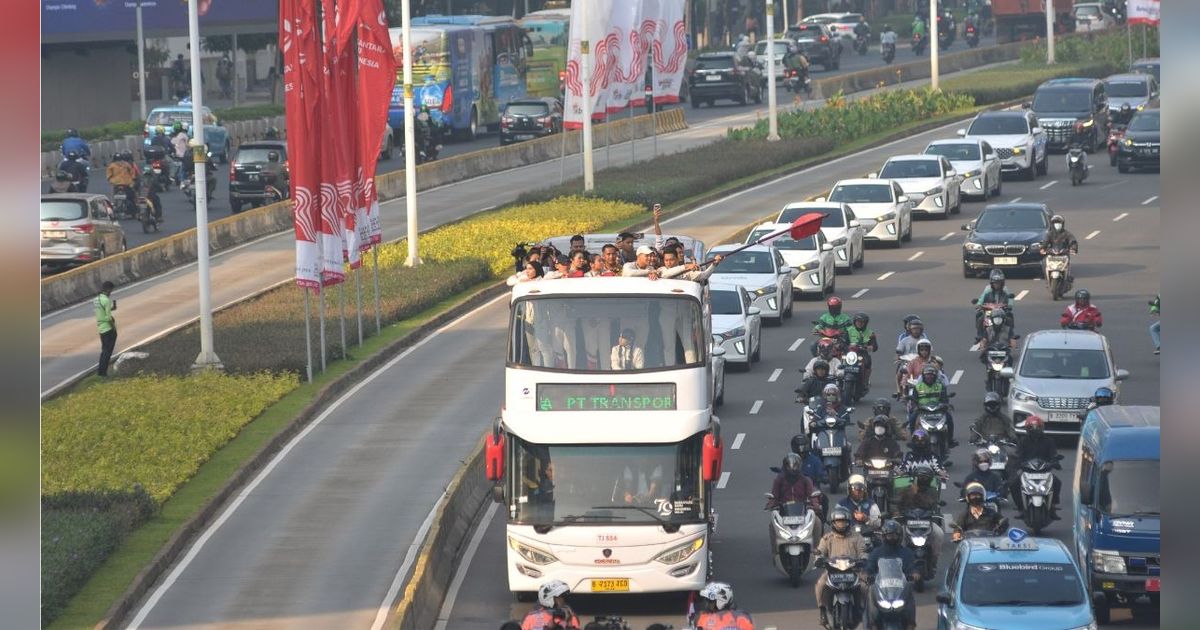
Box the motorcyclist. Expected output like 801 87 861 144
894 318 931 396
1061 288 1103 330
845 311 878 384
1078 386 1115 421
890 465 945 567
911 15 927 46
899 430 946 475
856 415 904 465
60 128 91 160
853 16 870 47
1066 120 1091 172
58 150 89 188
970 392 1018 443
811 296 853 356
170 122 191 184
896 314 922 344
804 338 844 379
862 398 907 441
814 506 868 629
975 268 1015 346
904 364 956 447
783 42 811 89
865 520 917 630
734 33 752 63
768 453 825 519
791 434 829 490
692 581 755 630
1042 214 1079 258
150 125 173 152
795 359 838 402
1008 416 1061 516
951 482 1008 541
264 126 281 140
839 475 883 530
106 151 139 188
962 449 1007 500
903 338 935 389
880 24 898 48
520 579 580 630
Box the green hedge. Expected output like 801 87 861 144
941 61 1120 105
1019 28 1158 68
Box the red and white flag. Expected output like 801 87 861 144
354 0 395 248
281 0 324 288
1126 0 1160 26
318 1 352 283
563 0 615 129
647 0 688 106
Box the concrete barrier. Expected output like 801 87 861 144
811 41 1024 100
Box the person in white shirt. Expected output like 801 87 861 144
610 328 646 370
621 245 660 278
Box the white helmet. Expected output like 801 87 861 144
537 579 570 608
698 581 734 611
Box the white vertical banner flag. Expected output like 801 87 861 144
649 0 688 105
628 0 659 108
606 0 645 113
1127 0 1160 25
564 0 615 128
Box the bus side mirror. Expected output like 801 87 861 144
703 432 724 482
485 431 506 481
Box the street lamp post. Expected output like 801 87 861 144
1045 0 1056 64
187 0 221 370
136 0 147 121
401 0 420 266
766 0 779 141
930 0 940 90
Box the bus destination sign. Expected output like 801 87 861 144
537 383 678 411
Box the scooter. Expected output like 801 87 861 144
57 155 90 192
784 68 812 96
816 556 866 630
111 184 137 219
764 494 821 587
911 32 927 56
1068 145 1088 185
861 457 896 516
1107 120 1128 166
1042 246 1073 300
897 507 941 592
136 194 161 234
841 349 867 405
982 342 1013 397
811 320 847 357
914 394 955 461
144 146 172 193
810 410 853 493
869 557 913 630
48 170 80 193
1018 455 1062 535
881 41 896 64
854 33 869 55
182 162 218 207
964 19 980 48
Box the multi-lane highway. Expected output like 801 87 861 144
122 115 1158 629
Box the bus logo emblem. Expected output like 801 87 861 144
602 549 612 558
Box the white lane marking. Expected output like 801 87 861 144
750 400 764 415
908 251 924 261
877 271 894 281
940 232 956 241
127 292 511 630
769 368 783 383
1040 180 1057 190
1142 195 1158 205
717 471 731 489
732 433 746 450
1015 289 1029 301
370 500 446 630
432 502 499 630
1114 212 1129 222
950 369 964 385
852 288 870 299
788 338 804 352
1085 230 1101 240
1010 197 1022 203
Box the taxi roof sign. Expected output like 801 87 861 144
991 528 1038 551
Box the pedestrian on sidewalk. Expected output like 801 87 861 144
1149 294 1160 355
95 281 117 377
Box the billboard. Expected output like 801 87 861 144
42 0 278 42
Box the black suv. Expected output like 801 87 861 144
785 23 842 71
961 202 1052 277
1117 108 1159 173
1030 78 1109 152
499 98 563 146
229 141 288 214
688 52 763 108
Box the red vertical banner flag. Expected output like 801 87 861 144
318 0 349 283
354 0 395 247
332 1 361 268
282 0 323 288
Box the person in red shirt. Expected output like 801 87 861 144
566 250 589 278
1060 289 1103 330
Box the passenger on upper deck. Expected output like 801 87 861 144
622 246 661 279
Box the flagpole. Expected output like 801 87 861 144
339 280 347 359
930 0 940 88
401 0 420 266
372 246 382 334
766 0 779 141
559 119 568 184
188 0 222 371
698 213 827 267
319 282 327 371
581 0 595 192
355 265 363 346
304 287 313 383
1045 0 1056 65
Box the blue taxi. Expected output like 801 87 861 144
936 529 1096 630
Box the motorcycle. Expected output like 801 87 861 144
1018 455 1062 535
764 495 821 587
880 41 896 64
1068 145 1088 185
784 67 812 96
841 349 867 405
57 156 90 192
810 409 853 493
144 146 172 193
861 457 897 516
1107 121 1128 166
136 194 160 233
913 394 955 461
182 161 218 207
911 32 927 56
897 507 941 592
48 170 80 194
869 557 912 630
854 33 869 55
973 299 1013 348
982 342 1013 397
953 480 1007 515
1042 246 1073 300
111 184 137 219
816 556 866 630
811 321 847 357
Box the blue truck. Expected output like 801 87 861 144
1072 405 1159 624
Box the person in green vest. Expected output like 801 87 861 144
845 311 878 386
905 364 956 447
94 281 117 377
811 296 853 356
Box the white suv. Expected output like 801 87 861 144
960 110 1048 181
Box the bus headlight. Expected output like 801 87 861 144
655 537 705 564
509 536 559 565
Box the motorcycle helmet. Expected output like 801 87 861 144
873 397 892 417
1093 386 1115 406
537 579 570 608
790 433 810 456
698 581 734 611
916 338 933 356
910 429 930 452
782 453 803 481
827 296 843 316
964 481 986 506
811 359 830 378
872 414 891 437
881 519 903 546
823 383 841 404
902 314 921 328
983 391 1003 415
906 318 924 335
913 464 936 488
972 448 992 471
1050 214 1065 231
65 128 80 138
1074 288 1091 307
848 475 867 501
265 126 280 139
1024 415 1045 435
830 506 852 534
989 268 1006 290
921 364 939 384
173 122 185 134
816 338 836 359
853 312 870 327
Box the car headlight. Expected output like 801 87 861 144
960 169 978 178
720 326 747 340
754 284 776 296
509 536 559 565
965 241 983 252
1013 388 1038 402
925 186 944 197
655 537 704 564
1124 138 1134 146
1136 104 1145 111
877 211 897 221
829 236 847 247
793 261 811 271
1080 119 1094 128
1030 241 1043 251
1092 549 1127 574
1011 146 1026 155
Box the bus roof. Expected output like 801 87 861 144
1085 406 1159 461
509 276 705 302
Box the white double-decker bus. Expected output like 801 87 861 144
486 276 725 599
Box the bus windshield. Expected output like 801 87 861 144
510 436 706 526
510 296 705 371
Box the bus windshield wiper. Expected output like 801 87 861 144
558 513 625 523
592 505 684 532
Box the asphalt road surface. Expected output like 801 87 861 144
123 117 1158 629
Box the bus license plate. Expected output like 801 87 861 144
591 578 630 592
1048 412 1079 424
993 256 1018 265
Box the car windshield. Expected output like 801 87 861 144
748 230 818 251
755 41 792 56
925 143 981 161
779 206 845 227
147 110 194 126
975 208 1047 231
696 57 735 70
880 160 941 179
960 562 1084 606
41 200 87 222
235 148 284 164
504 103 550 117
509 437 706 526
1132 63 1160 83
710 290 743 315
1098 459 1160 516
968 116 1029 136
1033 89 1092 113
711 250 775 273
1127 111 1160 132
1018 348 1111 379
791 25 826 35
1075 5 1101 17
510 296 704 371
1105 81 1147 98
829 184 893 203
